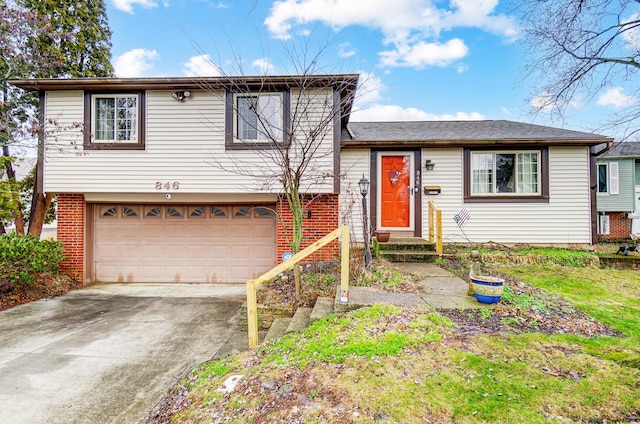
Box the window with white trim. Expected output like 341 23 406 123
225 91 289 149
470 151 540 195
84 91 145 149
236 94 282 141
599 214 610 235
597 162 619 194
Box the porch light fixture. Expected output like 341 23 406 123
358 175 370 196
358 174 372 268
425 159 435 171
171 91 190 101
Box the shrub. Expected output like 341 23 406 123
0 233 65 288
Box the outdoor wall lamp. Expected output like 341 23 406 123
171 91 190 101
425 159 435 171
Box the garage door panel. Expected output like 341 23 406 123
94 204 276 283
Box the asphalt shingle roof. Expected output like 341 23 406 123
601 141 640 158
344 120 610 142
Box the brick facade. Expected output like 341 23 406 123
57 194 85 283
276 194 340 262
599 212 633 240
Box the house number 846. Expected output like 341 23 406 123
155 181 180 190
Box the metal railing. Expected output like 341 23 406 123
427 201 443 255
245 226 350 348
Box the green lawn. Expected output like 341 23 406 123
167 255 640 423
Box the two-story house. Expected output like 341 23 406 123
9 74 612 284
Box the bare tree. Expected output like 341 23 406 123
197 48 359 295
519 0 640 138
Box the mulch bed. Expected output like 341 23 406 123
0 272 78 311
439 276 621 338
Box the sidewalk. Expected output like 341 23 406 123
336 262 480 312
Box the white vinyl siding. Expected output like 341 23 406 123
422 146 593 244
339 149 370 243
43 89 336 194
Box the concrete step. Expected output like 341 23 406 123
376 250 440 262
309 296 335 324
263 317 291 343
286 307 312 333
373 237 436 253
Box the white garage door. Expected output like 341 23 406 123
93 204 277 283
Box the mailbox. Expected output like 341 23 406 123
424 185 441 195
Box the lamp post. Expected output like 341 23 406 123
358 174 371 268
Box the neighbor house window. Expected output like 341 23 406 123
225 91 289 149
84 91 145 149
599 214 610 235
597 162 619 194
463 148 549 203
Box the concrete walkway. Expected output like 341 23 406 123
0 283 246 424
337 262 480 312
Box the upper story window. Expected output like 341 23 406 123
225 90 290 149
597 162 619 194
463 148 549 203
84 91 145 150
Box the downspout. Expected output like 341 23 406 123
589 145 601 245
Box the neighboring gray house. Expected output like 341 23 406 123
596 142 640 240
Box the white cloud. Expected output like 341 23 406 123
622 13 640 51
597 87 637 108
530 91 560 112
456 63 468 73
182 54 221 76
112 0 158 13
339 43 356 59
251 58 276 74
114 48 159 77
379 38 469 68
354 71 385 109
351 104 485 122
263 0 516 69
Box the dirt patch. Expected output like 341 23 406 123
256 259 423 312
0 272 78 311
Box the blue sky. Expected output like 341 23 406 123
105 0 638 138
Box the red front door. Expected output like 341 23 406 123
380 155 411 228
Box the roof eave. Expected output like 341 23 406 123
341 138 613 148
7 74 360 93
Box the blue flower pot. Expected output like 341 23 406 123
470 275 505 304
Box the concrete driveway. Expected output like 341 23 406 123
0 283 247 424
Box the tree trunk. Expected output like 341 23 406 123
2 152 25 235
27 192 53 238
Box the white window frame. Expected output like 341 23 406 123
90 93 140 144
599 214 610 235
469 150 541 196
597 162 619 195
233 93 284 143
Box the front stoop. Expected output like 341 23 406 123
373 237 440 262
